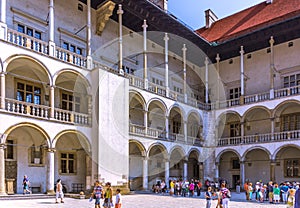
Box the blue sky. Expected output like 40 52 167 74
168 0 264 29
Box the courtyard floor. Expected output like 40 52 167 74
0 192 288 208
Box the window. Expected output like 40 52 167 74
124 66 135 75
29 145 43 165
17 24 42 51
173 121 181 134
5 140 14 160
281 113 300 131
60 153 76 174
232 158 240 169
285 159 300 177
62 42 82 55
229 87 241 99
152 78 163 86
173 86 183 94
229 122 241 137
61 92 80 112
16 82 41 104
283 74 300 88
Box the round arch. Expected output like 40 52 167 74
241 146 271 161
4 122 51 148
52 129 91 153
147 142 168 158
147 98 167 116
242 106 271 122
129 139 147 157
216 148 242 163
3 54 53 85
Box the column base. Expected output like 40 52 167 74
46 189 55 195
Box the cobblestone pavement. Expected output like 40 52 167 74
0 192 287 208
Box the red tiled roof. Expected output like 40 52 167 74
195 0 300 43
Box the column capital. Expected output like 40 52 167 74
163 33 169 41
47 148 56 153
142 19 148 29
117 4 124 15
204 57 209 65
240 46 244 54
215 53 220 62
269 36 274 45
182 44 187 52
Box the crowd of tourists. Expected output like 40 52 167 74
243 180 300 207
151 178 300 208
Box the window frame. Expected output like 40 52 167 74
59 152 77 175
284 158 300 177
15 80 42 105
61 91 81 113
5 140 15 160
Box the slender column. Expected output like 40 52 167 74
215 162 219 180
271 117 275 140
0 73 5 109
48 0 55 56
198 162 204 183
50 86 55 118
269 36 275 99
216 54 220 107
164 33 169 97
142 157 148 190
270 159 276 182
165 116 169 139
142 20 148 89
241 122 244 143
117 5 124 75
86 0 93 69
144 110 148 133
183 158 188 180
182 44 187 103
0 136 6 195
0 0 7 40
240 161 245 188
164 159 170 188
205 57 209 103
240 46 245 104
183 120 187 143
46 148 55 194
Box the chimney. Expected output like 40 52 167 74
205 9 218 28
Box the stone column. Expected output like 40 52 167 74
198 162 204 183
144 110 148 133
0 73 5 109
86 0 93 69
142 20 148 89
270 159 276 182
0 0 7 40
50 86 55 118
164 159 170 188
142 157 148 190
240 46 245 104
182 44 187 103
271 117 275 140
215 54 220 108
46 148 55 194
240 161 245 188
117 5 124 75
164 33 169 97
269 36 275 99
184 120 187 143
0 138 6 195
165 116 169 139
215 162 219 181
48 0 55 56
183 158 188 180
241 122 244 143
205 57 209 103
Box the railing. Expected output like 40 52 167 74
169 90 184 102
5 98 50 119
128 76 144 89
7 29 48 55
55 47 87 68
147 82 166 97
4 98 89 125
274 85 300 98
218 130 300 146
244 92 270 104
